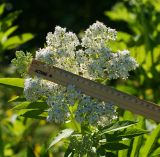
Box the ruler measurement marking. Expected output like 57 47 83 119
28 59 160 122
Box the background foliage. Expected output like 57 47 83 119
0 0 160 156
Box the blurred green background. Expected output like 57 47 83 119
0 0 160 156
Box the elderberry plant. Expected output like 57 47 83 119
12 21 147 156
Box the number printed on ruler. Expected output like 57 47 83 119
28 59 160 122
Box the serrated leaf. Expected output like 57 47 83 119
101 142 129 150
99 121 137 135
0 78 24 88
13 101 48 110
48 129 74 149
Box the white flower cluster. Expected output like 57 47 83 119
106 50 138 79
35 47 55 65
24 77 58 102
76 96 116 126
46 94 70 123
81 21 117 50
46 85 81 123
36 26 80 74
12 21 138 126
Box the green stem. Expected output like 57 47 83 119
138 3 154 64
0 124 4 157
68 105 81 133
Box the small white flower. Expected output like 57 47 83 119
66 85 81 106
46 26 66 47
24 77 41 102
35 47 55 65
106 50 139 79
24 77 58 102
46 26 79 57
46 94 70 123
75 96 117 126
81 21 117 50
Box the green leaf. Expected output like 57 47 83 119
140 124 160 157
8 96 26 102
105 128 148 141
115 128 148 139
105 152 117 157
0 78 24 88
105 3 135 23
116 85 137 95
151 147 160 157
2 26 18 39
48 129 74 149
17 109 47 120
64 147 73 157
3 33 34 49
98 121 137 135
0 3 6 15
117 31 131 42
39 144 50 157
0 11 21 29
97 147 117 157
13 101 48 110
151 0 160 12
130 117 145 157
101 142 129 150
118 140 131 157
122 110 134 121
130 45 146 65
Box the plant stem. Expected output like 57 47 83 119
138 4 154 64
68 105 81 133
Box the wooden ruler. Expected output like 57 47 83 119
28 59 160 122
